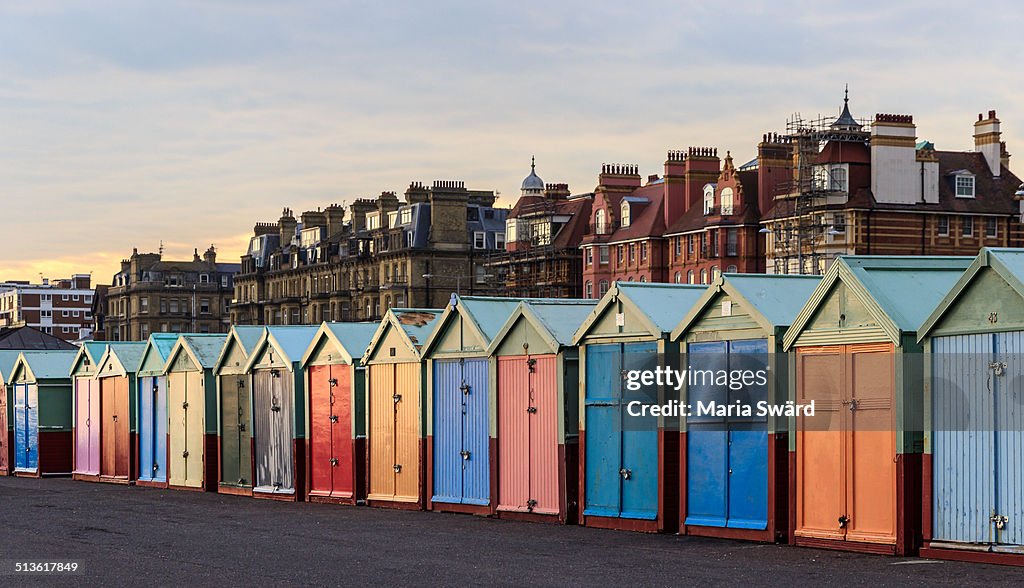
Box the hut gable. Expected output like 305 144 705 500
165 335 227 374
301 322 379 367
574 282 705 344
919 248 1024 339
215 326 265 376
137 334 179 376
244 326 320 373
422 296 520 358
12 350 77 384
96 342 146 378
489 300 598 356
365 308 443 364
69 341 107 377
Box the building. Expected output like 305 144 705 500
762 97 1024 274
103 247 240 341
230 180 508 325
487 159 593 298
0 275 95 341
0 325 77 350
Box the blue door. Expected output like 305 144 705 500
432 358 490 505
995 332 1024 547
584 341 659 520
584 343 622 517
685 339 768 530
138 376 167 483
14 384 38 472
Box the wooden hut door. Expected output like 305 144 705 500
309 364 334 496
330 364 353 498
167 372 187 486
529 355 559 515
394 362 421 502
0 385 7 473
368 364 396 500
114 377 130 477
497 356 530 512
101 378 117 476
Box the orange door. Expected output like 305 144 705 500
795 347 845 541
368 364 396 500
330 364 353 498
393 362 421 502
100 378 117 477
845 344 896 545
308 365 333 496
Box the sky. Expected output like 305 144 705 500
1 0 1021 284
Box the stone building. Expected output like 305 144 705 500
103 246 240 341
230 180 508 325
486 159 592 298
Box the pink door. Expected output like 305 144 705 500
74 378 100 475
497 355 560 515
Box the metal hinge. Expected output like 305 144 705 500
841 399 858 411
526 499 537 511
182 450 189 458
393 464 402 473
329 415 339 423
526 358 536 373
271 405 281 412
619 468 632 480
460 450 471 460
239 423 246 432
329 378 338 387
460 383 471 395
838 515 850 528
526 406 537 414
990 361 1007 376
330 457 339 467
393 393 402 403
182 401 189 409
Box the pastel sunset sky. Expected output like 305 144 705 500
2 1 1020 283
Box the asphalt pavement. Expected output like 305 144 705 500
0 476 1020 586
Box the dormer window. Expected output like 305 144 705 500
595 209 607 234
720 188 734 215
955 173 975 198
620 201 631 227
703 184 715 215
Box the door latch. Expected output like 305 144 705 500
619 468 632 480
838 515 850 528
239 423 246 432
527 406 537 414
841 399 858 411
182 450 189 458
526 499 537 511
992 513 1009 530
329 415 339 423
329 378 338 387
182 401 189 409
112 415 117 422
460 450 471 460
990 361 1007 376
330 457 339 467
526 358 536 373
393 393 402 403
393 464 402 473
271 404 281 412
460 383 471 395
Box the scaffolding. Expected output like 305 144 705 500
771 111 871 274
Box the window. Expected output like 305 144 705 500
72 294 80 301
62 294 69 301
726 228 738 257
955 174 975 198
595 209 607 234
700 269 708 284
674 272 681 283
401 208 413 225
721 188 734 215
200 299 210 314
628 244 636 263
620 201 631 227
687 235 694 256
599 246 609 265
170 299 179 314
599 280 610 296
474 231 486 249
674 237 682 258
640 276 647 282
200 274 209 284
585 281 593 299
640 242 647 262
85 295 92 303
160 298 167 313
703 185 715 215
72 310 80 317
832 212 846 234
221 275 229 288
495 232 506 250
726 265 738 273
617 245 624 264
41 294 51 301
711 230 720 258
62 310 69 317
140 324 149 338
937 215 949 236
712 266 721 280
962 216 974 237
831 166 848 192
585 248 593 266
986 217 998 238
141 298 149 313
687 271 695 284
41 310 51 318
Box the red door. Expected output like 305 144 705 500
309 364 354 498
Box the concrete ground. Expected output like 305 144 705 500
0 476 1019 586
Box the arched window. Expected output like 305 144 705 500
712 266 721 280
627 276 635 282
700 269 708 284
620 201 631 228
721 187 734 215
640 276 647 282
687 270 694 284
595 209 607 234
585 280 593 299
674 272 681 283
703 184 716 215
726 265 738 273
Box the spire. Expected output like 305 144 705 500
832 84 861 131
531 155 535 172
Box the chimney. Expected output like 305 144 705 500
597 164 642 190
193 248 201 263
278 207 297 247
871 114 919 204
757 133 794 215
349 199 376 232
325 204 346 237
405 181 429 204
683 147 721 211
429 180 470 250
543 183 571 199
663 150 686 226
1001 141 1011 171
300 209 327 231
974 110 1002 177
203 245 217 264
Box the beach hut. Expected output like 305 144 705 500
670 274 820 543
917 248 1024 565
300 321 379 504
163 334 226 491
363 308 443 510
0 350 23 476
69 341 107 481
486 298 598 523
213 325 264 496
573 282 706 532
93 342 146 483
135 333 179 487
243 325 320 500
8 350 77 476
419 295 522 514
782 256 971 556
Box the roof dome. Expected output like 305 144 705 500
831 85 862 131
521 156 544 193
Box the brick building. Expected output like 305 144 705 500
103 246 240 341
230 180 508 325
0 275 95 341
487 159 593 298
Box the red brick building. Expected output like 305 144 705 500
0 275 95 342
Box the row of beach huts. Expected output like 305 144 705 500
1 249 1022 566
